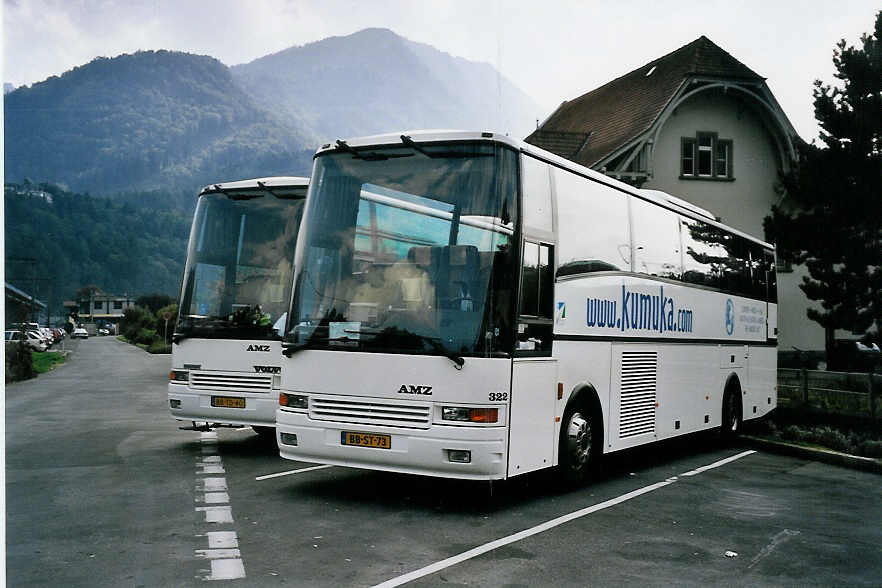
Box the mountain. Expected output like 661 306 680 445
5 30 540 196
4 50 314 195
232 28 540 142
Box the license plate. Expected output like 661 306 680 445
341 431 391 449
211 396 245 409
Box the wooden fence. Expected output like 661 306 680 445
778 368 880 420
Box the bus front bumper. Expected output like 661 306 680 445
168 382 277 428
276 409 507 480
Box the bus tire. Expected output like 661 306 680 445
558 402 598 485
721 380 742 439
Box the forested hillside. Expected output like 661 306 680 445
3 50 314 195
4 29 541 309
4 183 191 310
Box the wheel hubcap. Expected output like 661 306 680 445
566 413 591 467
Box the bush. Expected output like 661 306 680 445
5 341 36 383
135 327 158 345
147 340 172 354
856 439 882 458
120 305 155 341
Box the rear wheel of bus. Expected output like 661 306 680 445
721 379 743 439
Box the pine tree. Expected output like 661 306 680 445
768 11 882 358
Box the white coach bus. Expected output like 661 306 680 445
277 131 776 481
169 177 308 438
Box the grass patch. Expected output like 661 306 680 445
32 351 66 374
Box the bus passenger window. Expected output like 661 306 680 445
553 167 630 278
631 197 682 280
521 156 553 234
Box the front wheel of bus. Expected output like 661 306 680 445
559 406 595 485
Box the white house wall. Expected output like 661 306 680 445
644 90 825 352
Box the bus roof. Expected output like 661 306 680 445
314 130 773 250
198 176 309 196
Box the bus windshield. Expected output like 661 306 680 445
286 141 519 359
177 191 305 340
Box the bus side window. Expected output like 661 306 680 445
631 196 682 280
520 156 553 235
518 241 553 354
553 167 630 278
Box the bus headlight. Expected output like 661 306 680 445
442 406 498 423
170 370 189 382
279 392 308 409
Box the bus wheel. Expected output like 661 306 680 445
721 384 742 439
559 406 594 484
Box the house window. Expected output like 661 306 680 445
681 132 733 180
114 301 123 310
94 301 103 310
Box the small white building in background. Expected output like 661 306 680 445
526 35 823 352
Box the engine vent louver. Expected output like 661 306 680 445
619 350 657 438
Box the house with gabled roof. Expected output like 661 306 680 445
526 35 823 352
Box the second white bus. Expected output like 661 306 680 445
277 131 776 481
169 176 308 438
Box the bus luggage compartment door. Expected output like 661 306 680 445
507 358 558 477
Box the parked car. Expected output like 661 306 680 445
5 330 24 345
72 327 89 339
25 331 48 352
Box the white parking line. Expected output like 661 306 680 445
255 464 335 481
680 449 755 476
372 450 758 588
204 558 246 581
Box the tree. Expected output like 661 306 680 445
768 11 882 357
136 293 176 313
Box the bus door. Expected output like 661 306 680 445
507 155 558 477
508 241 557 477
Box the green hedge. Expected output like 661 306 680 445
5 341 35 383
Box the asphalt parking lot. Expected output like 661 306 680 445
6 336 881 587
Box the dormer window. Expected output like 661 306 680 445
681 132 733 180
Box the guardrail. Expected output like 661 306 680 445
778 368 880 420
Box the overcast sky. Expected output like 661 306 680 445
3 0 879 141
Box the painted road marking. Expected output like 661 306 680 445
372 450 758 588
255 464 335 481
204 559 246 581
201 492 230 504
205 531 238 549
193 436 246 581
198 464 226 474
196 549 242 559
196 506 234 524
680 450 755 476
199 477 227 492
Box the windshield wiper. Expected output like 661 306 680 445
352 327 465 370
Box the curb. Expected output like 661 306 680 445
743 435 882 475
